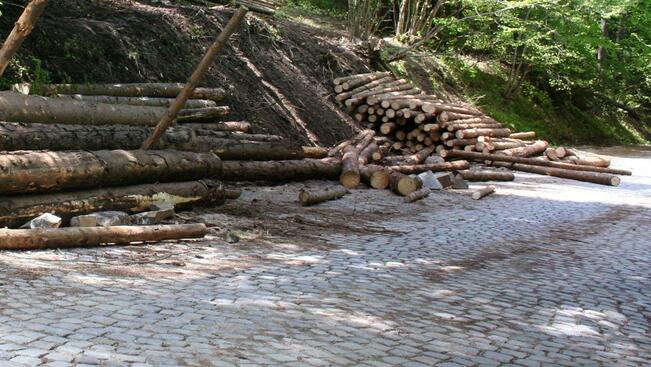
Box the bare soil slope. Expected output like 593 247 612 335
0 0 370 145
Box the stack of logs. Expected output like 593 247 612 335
330 71 631 191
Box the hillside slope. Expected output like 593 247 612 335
0 0 370 146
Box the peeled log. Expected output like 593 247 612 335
0 224 208 250
55 94 218 108
509 131 536 140
389 171 422 196
181 121 251 132
441 150 631 176
0 150 221 195
388 160 470 175
177 107 231 122
222 158 341 182
459 170 514 182
493 162 620 186
213 142 327 160
359 165 391 189
0 179 227 229
472 186 495 200
455 128 511 139
499 140 548 157
38 83 226 101
0 92 167 126
422 103 482 115
404 188 430 203
563 155 611 168
340 145 361 188
299 185 349 206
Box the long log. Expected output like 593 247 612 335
441 150 631 176
387 160 470 175
493 162 620 186
459 170 514 181
335 76 394 102
422 103 482 115
334 71 391 85
0 0 49 76
213 142 326 160
0 179 227 229
455 128 511 139
55 95 218 108
222 158 341 182
563 155 611 168
441 116 498 129
359 165 391 189
340 145 361 188
336 72 392 91
0 150 222 195
176 106 231 122
0 224 208 250
298 185 349 206
509 131 536 140
499 140 548 157
446 122 503 132
36 83 226 101
182 121 251 132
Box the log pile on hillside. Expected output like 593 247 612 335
331 71 631 190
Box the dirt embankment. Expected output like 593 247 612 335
0 0 371 146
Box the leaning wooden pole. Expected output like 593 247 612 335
142 7 249 149
0 224 208 250
0 0 49 77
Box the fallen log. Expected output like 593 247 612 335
0 0 49 77
176 106 231 122
422 103 482 115
509 131 536 140
0 179 227 228
213 142 327 160
493 162 621 186
498 140 549 157
222 158 341 182
358 143 379 165
563 155 611 168
335 76 394 102
459 170 514 181
180 121 251 132
387 160 470 175
340 145 361 188
299 185 349 206
440 150 631 176
36 83 226 101
55 94 218 108
472 186 495 200
404 188 430 203
455 128 511 139
334 71 391 86
0 150 222 195
0 224 208 250
389 171 422 196
359 165 391 189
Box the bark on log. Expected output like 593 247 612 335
55 94 217 108
387 160 470 175
176 107 231 122
422 103 482 115
445 138 478 147
389 171 422 196
359 164 390 189
337 72 392 91
447 123 504 132
493 162 621 186
441 150 631 176
0 150 221 195
299 185 349 206
335 76 394 101
38 83 226 101
472 186 495 200
404 188 430 203
354 129 376 152
358 143 379 165
333 72 391 85
441 116 498 129
0 224 207 250
455 128 511 139
0 179 227 229
0 92 170 126
213 142 326 160
366 88 422 105
0 0 49 76
340 145 361 188
509 131 536 140
563 155 611 168
545 148 559 161
459 170 514 181
439 111 476 122
177 121 251 132
221 158 340 182
499 140 548 157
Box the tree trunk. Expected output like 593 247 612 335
0 0 49 77
359 164 391 189
459 170 514 181
563 155 611 168
422 103 482 115
222 158 341 182
0 150 222 195
181 121 251 132
37 83 226 101
175 106 231 122
387 160 469 175
340 145 361 188
54 94 218 108
389 171 422 196
358 143 379 165
299 185 349 206
493 162 620 186
0 179 227 229
404 187 430 203
213 142 327 160
0 92 169 126
498 140 548 157
0 224 207 250
441 150 631 176
455 128 511 139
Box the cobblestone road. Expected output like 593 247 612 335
0 147 650 366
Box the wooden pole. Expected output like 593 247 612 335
0 224 207 250
142 7 249 149
0 0 49 77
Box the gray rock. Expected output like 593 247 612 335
20 213 62 229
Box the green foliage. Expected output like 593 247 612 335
278 0 347 18
29 57 51 95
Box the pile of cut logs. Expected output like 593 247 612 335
327 71 631 193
